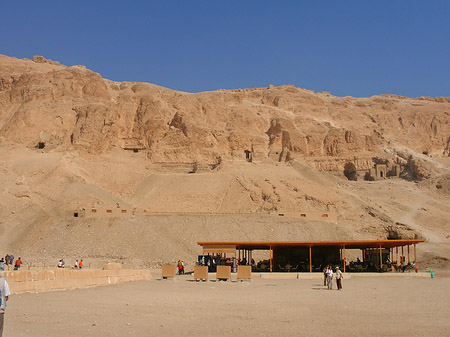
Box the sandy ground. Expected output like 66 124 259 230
4 274 450 337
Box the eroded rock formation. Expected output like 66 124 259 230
1 54 450 176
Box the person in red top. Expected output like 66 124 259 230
79 260 83 269
14 257 22 270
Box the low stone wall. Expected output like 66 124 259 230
270 212 338 222
0 268 151 294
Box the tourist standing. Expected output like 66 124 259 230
326 266 334 290
212 257 216 272
3 256 9 267
323 265 328 286
8 255 13 267
79 259 83 269
14 257 22 270
335 266 343 290
74 260 79 269
0 276 11 337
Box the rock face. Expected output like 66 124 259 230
1 54 450 269
1 54 450 172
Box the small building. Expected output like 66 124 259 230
369 164 386 180
366 163 400 181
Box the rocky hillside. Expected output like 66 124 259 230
1 55 450 171
0 54 449 269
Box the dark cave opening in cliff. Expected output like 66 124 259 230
344 162 357 181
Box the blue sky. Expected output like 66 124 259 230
1 1 449 97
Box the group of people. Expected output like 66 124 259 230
323 265 343 290
177 260 184 274
401 262 416 273
0 255 22 271
57 259 83 269
74 259 83 269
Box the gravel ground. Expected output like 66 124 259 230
4 274 449 337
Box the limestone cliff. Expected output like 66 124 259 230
1 54 449 174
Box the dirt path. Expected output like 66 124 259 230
395 194 445 243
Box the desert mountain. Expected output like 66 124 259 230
1 54 449 269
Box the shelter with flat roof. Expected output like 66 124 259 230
197 239 425 273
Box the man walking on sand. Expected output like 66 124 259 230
0 276 11 337
335 266 343 290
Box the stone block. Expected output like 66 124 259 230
161 265 177 279
194 266 208 281
237 266 252 280
216 266 231 281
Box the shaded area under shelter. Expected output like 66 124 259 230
197 239 425 273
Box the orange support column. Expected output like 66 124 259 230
269 246 272 273
343 245 346 273
407 245 410 264
309 246 312 273
414 244 417 269
379 245 383 269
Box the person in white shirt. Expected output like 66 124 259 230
326 266 333 290
335 266 343 290
0 276 11 337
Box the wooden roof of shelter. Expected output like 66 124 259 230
198 239 425 252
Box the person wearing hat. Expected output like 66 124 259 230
335 266 343 290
